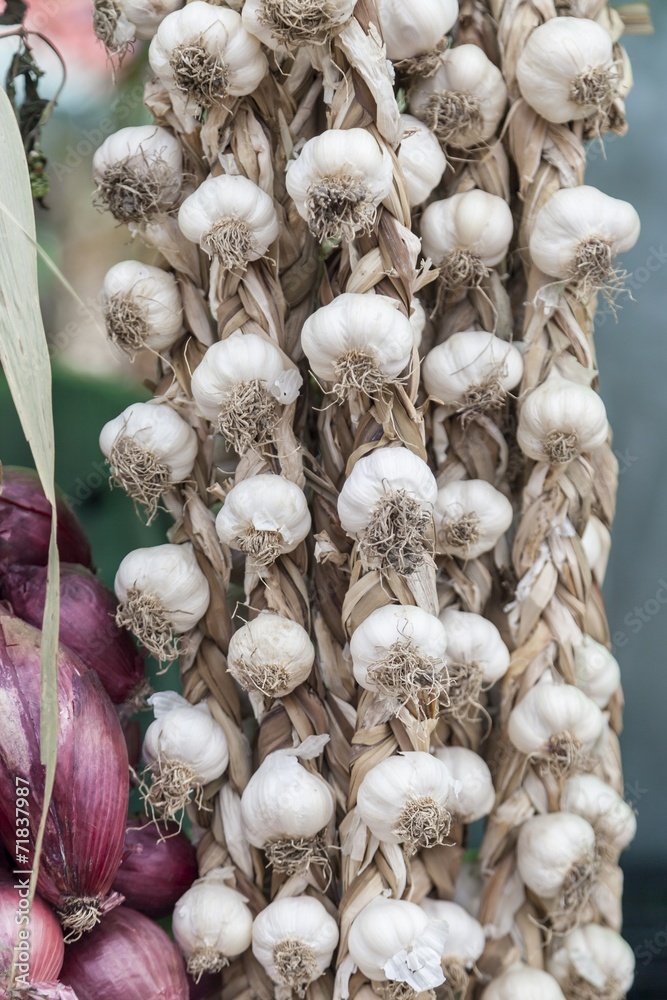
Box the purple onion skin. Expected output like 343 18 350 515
112 817 198 919
60 907 188 1000
0 612 128 920
0 564 145 705
0 468 92 570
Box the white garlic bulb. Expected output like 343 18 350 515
120 0 183 40
215 475 311 567
114 542 210 661
517 375 608 465
409 297 426 349
227 613 314 697
581 515 611 585
337 447 438 576
453 858 483 919
356 751 453 853
242 0 355 50
561 774 636 857
101 260 183 356
529 186 640 295
516 812 598 923
252 897 339 994
93 0 136 54
508 676 605 773
433 746 494 822
143 692 229 820
420 899 485 982
347 897 447 992
173 869 253 978
149 2 267 109
482 964 566 1000
410 45 507 149
301 294 414 400
435 479 513 560
398 115 447 207
240 736 335 875
286 129 393 243
548 924 635 999
178 174 279 273
421 190 514 289
93 125 182 223
438 608 510 716
376 0 457 61
191 333 301 453
573 635 621 708
423 331 523 415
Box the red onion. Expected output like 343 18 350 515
0 612 128 939
122 720 142 775
0 881 64 988
60 907 189 999
3 985 80 999
112 816 198 919
0 564 146 705
0 468 92 570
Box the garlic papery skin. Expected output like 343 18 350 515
120 0 183 39
517 375 608 465
420 898 485 992
114 542 210 661
337 447 438 576
347 897 447 992
349 604 448 710
99 401 198 520
215 475 311 567
548 924 635 1000
191 333 301 453
573 635 621 708
433 746 494 822
242 0 355 50
149 2 267 109
410 45 507 149
529 186 640 297
240 736 335 876
376 0 457 62
423 331 523 417
434 479 513 560
93 125 182 223
227 613 314 697
410 297 426 349
437 608 510 718
101 260 183 356
142 692 229 821
173 869 252 979
482 964 566 1000
561 774 636 860
300 294 414 400
421 190 514 289
93 0 136 54
252 896 339 995
285 129 393 244
397 115 447 208
178 174 279 273
507 677 605 775
356 751 453 854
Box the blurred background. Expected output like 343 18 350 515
0 2 665 996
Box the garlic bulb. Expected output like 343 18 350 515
529 185 640 297
423 331 523 415
420 899 485 993
149 2 267 109
101 260 183 356
410 297 426 349
99 400 198 520
286 129 393 244
376 0 458 62
453 858 483 919
433 746 494 822
173 869 252 979
438 608 510 716
240 736 335 875
143 692 229 820
517 375 608 465
349 604 447 709
120 0 183 39
191 333 301 453
93 0 135 54
347 897 447 992
356 751 453 854
114 542 210 660
301 294 414 400
410 45 507 149
434 479 513 560
517 17 619 127
508 676 605 774
573 635 621 708
421 190 514 288
93 125 182 223
482 964 566 1000
242 0 355 50
337 447 438 576
215 475 311 567
561 774 636 858
178 174 279 273
227 613 314 697
581 515 611 585
398 115 447 207
252 896 339 995
548 924 635 999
